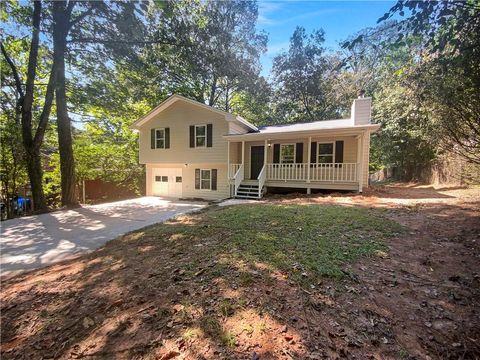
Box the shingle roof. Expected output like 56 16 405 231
257 118 354 134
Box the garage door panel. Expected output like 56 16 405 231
152 168 182 197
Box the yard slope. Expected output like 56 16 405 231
1 184 479 359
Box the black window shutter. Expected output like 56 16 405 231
211 169 217 190
295 143 303 163
310 142 317 163
195 169 200 189
151 129 155 149
273 144 280 163
207 124 213 147
189 126 195 148
335 141 344 163
165 128 170 149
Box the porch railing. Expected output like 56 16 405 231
266 163 308 181
310 163 357 182
267 163 358 182
229 163 241 179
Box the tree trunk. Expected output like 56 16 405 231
1 1 57 213
24 146 46 211
208 76 217 106
20 2 48 212
53 1 78 207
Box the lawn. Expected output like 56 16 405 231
169 204 401 280
1 202 404 360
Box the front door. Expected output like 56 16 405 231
250 146 264 180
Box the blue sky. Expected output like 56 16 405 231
257 1 396 76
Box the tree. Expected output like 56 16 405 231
0 84 27 218
344 0 480 168
51 1 77 206
160 0 268 111
271 27 342 123
1 1 56 212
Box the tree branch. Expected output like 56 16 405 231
67 37 189 47
1 43 25 98
69 3 95 28
33 62 57 148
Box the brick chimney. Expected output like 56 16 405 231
351 95 371 125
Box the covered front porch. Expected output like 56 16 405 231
226 131 370 199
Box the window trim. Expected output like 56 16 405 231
280 143 296 164
194 124 207 148
200 168 212 190
317 141 335 164
154 128 166 149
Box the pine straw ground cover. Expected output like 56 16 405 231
2 190 479 360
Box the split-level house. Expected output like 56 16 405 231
130 94 380 200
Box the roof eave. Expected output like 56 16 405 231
224 124 380 140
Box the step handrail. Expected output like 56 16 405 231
257 164 266 198
233 164 244 196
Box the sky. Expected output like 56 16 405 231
257 0 396 77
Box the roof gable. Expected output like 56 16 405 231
130 94 257 131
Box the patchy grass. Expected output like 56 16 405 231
213 204 402 279
149 204 403 282
0 201 412 359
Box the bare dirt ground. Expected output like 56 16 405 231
1 184 479 359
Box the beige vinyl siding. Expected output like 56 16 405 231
229 142 242 164
352 98 372 125
146 163 229 200
182 163 229 200
138 101 229 165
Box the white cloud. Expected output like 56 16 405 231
258 1 283 26
258 1 339 27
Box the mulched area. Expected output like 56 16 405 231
1 184 479 359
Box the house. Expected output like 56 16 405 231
130 94 380 200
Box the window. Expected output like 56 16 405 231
280 144 295 163
155 128 165 149
195 125 206 148
318 142 334 164
176 176 182 183
155 176 168 182
200 169 211 190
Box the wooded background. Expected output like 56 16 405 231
1 0 479 216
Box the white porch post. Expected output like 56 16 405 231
264 139 268 166
357 133 364 193
241 141 245 178
227 140 230 178
307 136 311 183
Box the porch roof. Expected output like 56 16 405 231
224 120 380 141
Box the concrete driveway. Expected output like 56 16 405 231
0 197 206 278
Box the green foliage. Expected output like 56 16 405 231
272 27 344 123
2 0 479 206
343 0 480 177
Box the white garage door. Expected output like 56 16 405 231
152 168 183 198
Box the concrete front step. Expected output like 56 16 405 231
235 194 260 199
